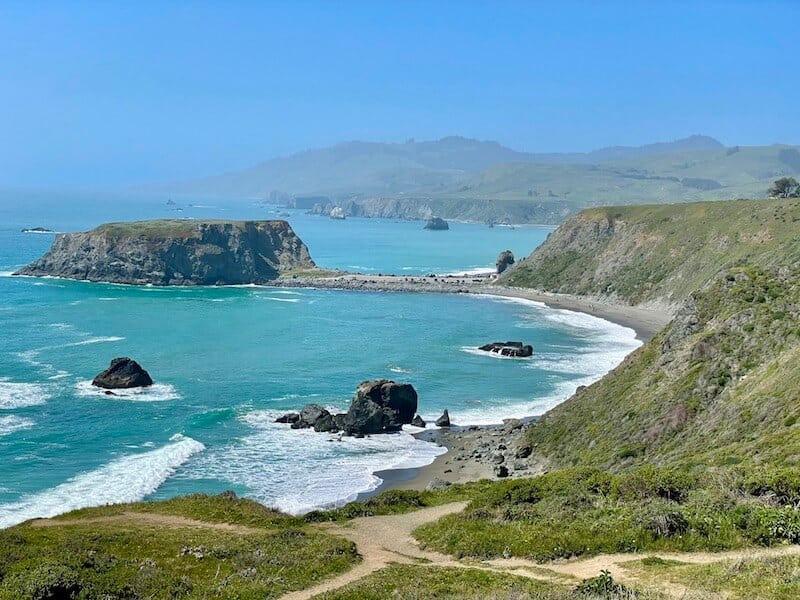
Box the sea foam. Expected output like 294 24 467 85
0 382 51 409
75 381 180 402
0 434 205 528
186 410 446 515
0 415 35 437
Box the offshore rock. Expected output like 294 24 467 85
423 217 449 230
14 219 315 285
92 357 153 389
291 404 332 430
411 414 427 428
478 341 533 358
435 409 451 427
496 250 515 274
343 380 418 435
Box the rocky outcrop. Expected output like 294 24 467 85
14 219 315 285
411 414 426 428
92 357 153 389
495 250 515 274
478 341 533 358
423 217 449 230
343 380 418 435
329 206 346 220
279 380 419 436
435 409 451 427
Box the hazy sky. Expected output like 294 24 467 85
1 1 797 188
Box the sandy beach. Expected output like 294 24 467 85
275 271 674 496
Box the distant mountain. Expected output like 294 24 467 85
166 135 726 199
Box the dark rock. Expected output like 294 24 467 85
496 250 515 274
515 445 533 459
313 412 338 433
218 490 238 501
411 414 427 428
275 412 300 424
423 217 449 230
478 341 533 358
21 227 55 233
495 465 509 478
92 357 153 389
343 379 418 435
435 409 451 427
492 453 506 464
291 404 334 430
333 413 347 431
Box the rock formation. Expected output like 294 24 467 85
435 409 451 427
478 341 533 358
329 206 346 220
423 217 449 230
411 414 426 428
495 250 515 274
92 357 153 389
14 219 315 285
278 380 419 436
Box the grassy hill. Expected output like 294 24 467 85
501 197 800 306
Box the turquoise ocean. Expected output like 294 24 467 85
0 192 640 526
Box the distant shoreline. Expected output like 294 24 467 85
271 272 672 342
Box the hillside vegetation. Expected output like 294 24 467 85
501 198 800 306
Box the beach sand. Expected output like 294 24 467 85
276 271 674 496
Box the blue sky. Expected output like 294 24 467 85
0 1 797 188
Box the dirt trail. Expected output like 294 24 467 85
279 502 800 600
30 512 265 535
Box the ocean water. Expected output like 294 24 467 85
0 191 640 526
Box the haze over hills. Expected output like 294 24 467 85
164 135 800 224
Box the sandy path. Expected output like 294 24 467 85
29 511 266 535
277 501 800 600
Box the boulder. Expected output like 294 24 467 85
291 404 333 430
478 341 533 358
496 250 515 274
495 465 509 478
426 478 452 491
343 380 418 435
411 414 426 428
423 217 449 230
92 357 153 389
275 412 300 424
435 409 451 427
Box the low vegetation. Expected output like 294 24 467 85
413 467 800 562
0 494 358 600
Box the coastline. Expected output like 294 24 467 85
283 271 674 501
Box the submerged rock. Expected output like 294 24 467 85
275 412 300 424
478 341 533 358
423 217 449 230
92 357 153 389
435 409 451 427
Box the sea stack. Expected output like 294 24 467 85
424 217 449 230
14 219 316 285
92 357 153 389
496 250 515 274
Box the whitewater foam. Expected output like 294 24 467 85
460 346 534 360
0 382 51 409
187 410 446 515
260 296 301 303
0 415 35 436
75 381 180 402
0 435 205 528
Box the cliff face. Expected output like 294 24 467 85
501 198 800 307
15 220 316 285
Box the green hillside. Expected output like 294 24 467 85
502 197 800 305
526 263 800 471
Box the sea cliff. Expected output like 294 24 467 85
14 219 315 285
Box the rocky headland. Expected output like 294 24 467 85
14 219 316 285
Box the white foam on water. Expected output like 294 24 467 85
98 297 119 301
0 271 14 277
387 365 412 374
260 296 300 303
460 346 534 360
48 323 74 330
442 267 495 277
270 290 303 296
187 409 446 515
0 382 51 409
47 371 70 380
75 381 180 402
0 415 35 437
66 336 125 347
0 435 205 528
